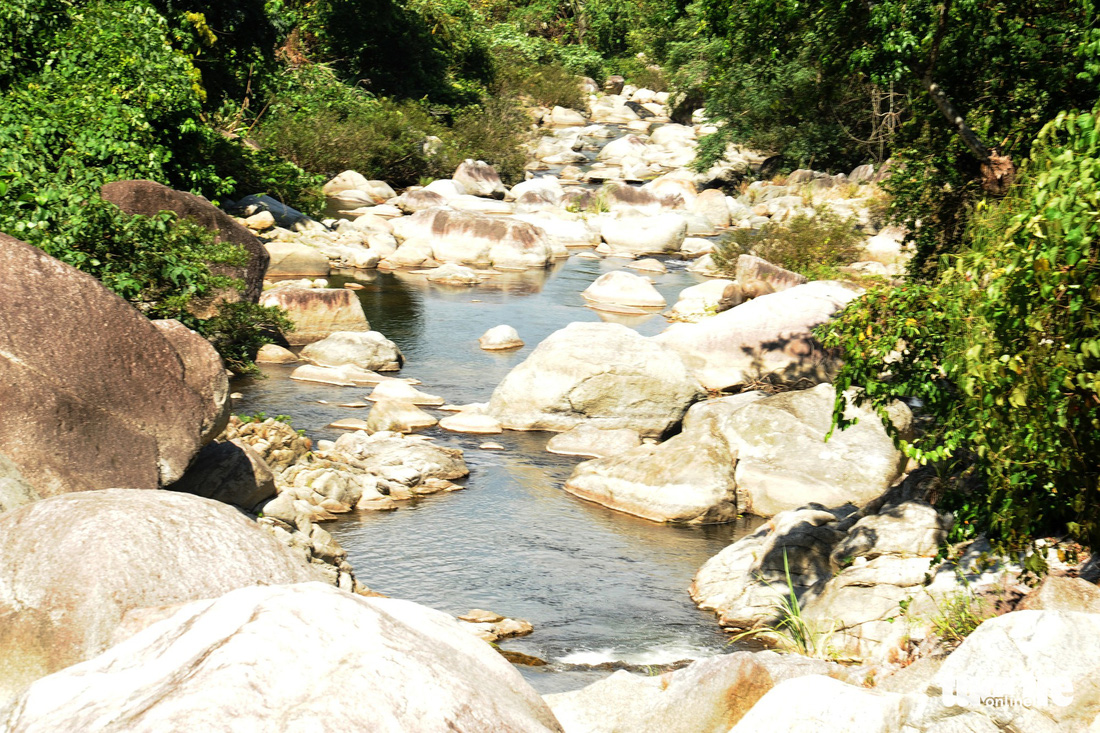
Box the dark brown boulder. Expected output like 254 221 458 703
168 439 277 510
0 489 327 702
101 180 270 312
0 233 222 497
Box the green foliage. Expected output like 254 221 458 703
696 0 1098 271
190 300 295 374
495 59 587 110
712 208 864 280
930 591 991 646
819 108 1100 552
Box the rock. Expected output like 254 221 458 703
235 194 322 231
259 285 369 345
167 439 276 510
395 189 449 213
545 425 642 458
602 181 684 212
454 159 507 199
221 416 313 471
394 209 553 270
367 380 444 405
459 608 505 623
653 281 861 390
1017 575 1100 613
862 227 910 269
321 170 371 196
243 210 275 230
849 164 876 183
582 271 666 308
686 253 722 277
722 383 909 516
263 241 331 277
545 651 850 733
100 180 269 309
561 394 766 524
693 188 732 228
626 257 667 273
255 343 298 363
423 263 484 285
515 212 600 250
680 237 714 259
0 454 39 513
604 75 625 94
329 418 372 431
479 442 505 450
929 611 1100 731
599 211 687 256
300 331 403 372
151 319 230 444
736 254 808 296
666 279 735 320
480 325 524 350
440 411 504 434
0 583 563 732
0 234 224 496
332 433 469 481
550 106 587 126
0 490 326 703
290 363 390 387
381 239 435 268
728 675 908 733
367 400 438 433
488 322 704 438
597 136 650 164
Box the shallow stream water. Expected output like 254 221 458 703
233 135 763 693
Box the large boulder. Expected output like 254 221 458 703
259 286 370 345
722 383 910 516
924 611 1100 731
598 211 687 256
735 254 808 296
100 180 269 309
653 281 860 390
151 319 230 444
0 583 563 732
0 490 326 703
488 322 704 438
0 234 225 496
453 159 507 199
300 331 404 371
167 439 277 510
729 675 909 733
561 393 764 524
394 209 554 270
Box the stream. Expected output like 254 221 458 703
232 126 763 694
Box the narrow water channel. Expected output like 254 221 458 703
233 211 761 694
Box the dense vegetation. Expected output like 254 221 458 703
0 0 668 371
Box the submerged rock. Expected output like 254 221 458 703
479 325 524 350
545 425 642 458
582 271 666 308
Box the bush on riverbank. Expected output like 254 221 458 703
820 108 1100 558
712 209 864 280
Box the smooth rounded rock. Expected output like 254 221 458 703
582 271 666 308
479 325 524 350
0 490 326 702
366 400 438 433
300 331 404 372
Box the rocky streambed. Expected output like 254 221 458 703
5 81 1100 733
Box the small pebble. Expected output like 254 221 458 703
229 392 243 399
479 442 505 450
344 283 365 290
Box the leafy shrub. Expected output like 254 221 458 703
189 300 295 374
819 108 1100 555
496 59 587 110
434 98 529 184
712 208 864 279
